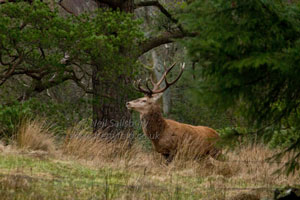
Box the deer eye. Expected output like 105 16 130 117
142 100 147 103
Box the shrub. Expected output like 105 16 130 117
0 101 33 141
268 128 300 149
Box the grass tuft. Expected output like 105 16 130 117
62 125 142 166
16 119 55 154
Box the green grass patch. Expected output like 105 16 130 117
0 154 206 200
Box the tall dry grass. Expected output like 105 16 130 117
4 119 299 200
172 136 220 163
62 125 150 168
12 119 300 180
171 142 299 178
61 124 299 182
16 119 55 154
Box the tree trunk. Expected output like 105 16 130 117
92 0 135 134
92 64 132 134
151 50 171 115
59 0 135 134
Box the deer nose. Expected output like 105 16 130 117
126 102 130 106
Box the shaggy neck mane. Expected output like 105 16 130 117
140 105 166 141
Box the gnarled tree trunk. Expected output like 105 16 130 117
92 0 135 134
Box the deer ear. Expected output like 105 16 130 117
152 93 163 102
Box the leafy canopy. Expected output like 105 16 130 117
0 0 144 138
180 0 300 174
0 0 143 92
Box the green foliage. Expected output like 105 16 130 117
217 127 254 147
0 0 144 134
0 101 33 140
181 0 300 125
0 0 73 73
0 0 143 68
269 128 300 149
26 97 92 134
180 0 300 174
0 0 143 97
170 64 235 129
0 96 93 139
69 6 143 70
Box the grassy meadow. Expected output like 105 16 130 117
0 120 299 200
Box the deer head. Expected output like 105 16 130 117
126 62 185 114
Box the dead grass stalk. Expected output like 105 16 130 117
16 119 55 154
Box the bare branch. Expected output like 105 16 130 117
0 54 17 66
135 1 179 25
96 0 117 7
64 67 94 94
0 0 13 3
39 47 46 59
72 78 93 94
137 30 186 57
0 57 23 85
72 62 93 77
0 0 32 4
57 0 77 15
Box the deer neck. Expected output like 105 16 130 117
140 105 166 141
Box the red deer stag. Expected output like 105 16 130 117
126 63 219 162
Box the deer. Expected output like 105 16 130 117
126 63 220 163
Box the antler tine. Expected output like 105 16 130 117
145 78 154 93
152 62 177 91
150 75 156 87
152 62 185 94
133 79 152 96
165 62 177 75
132 79 140 91
150 75 160 91
165 62 185 86
133 62 184 96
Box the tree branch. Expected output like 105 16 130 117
96 0 117 7
0 0 32 4
135 1 178 24
57 0 77 15
0 0 13 3
137 30 191 57
0 57 23 86
72 78 93 94
135 0 188 41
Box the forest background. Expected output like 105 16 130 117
0 0 300 176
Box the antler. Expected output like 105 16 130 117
134 62 185 96
133 79 153 96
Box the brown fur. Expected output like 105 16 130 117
127 67 219 162
139 104 220 162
